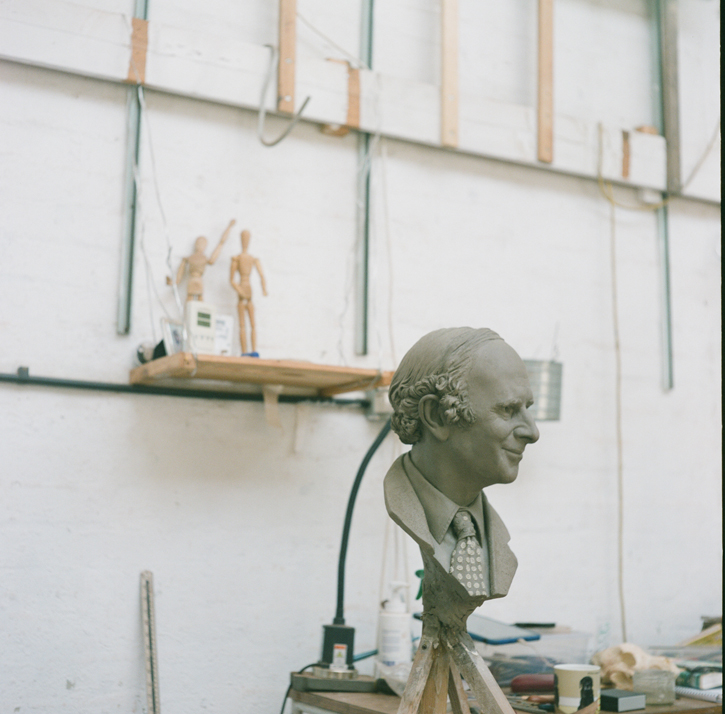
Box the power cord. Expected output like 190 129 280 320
279 663 318 714
334 418 392 625
280 418 393 712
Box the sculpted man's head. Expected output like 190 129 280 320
389 327 540 504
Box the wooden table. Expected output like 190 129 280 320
289 688 722 714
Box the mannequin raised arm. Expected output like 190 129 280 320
208 219 236 265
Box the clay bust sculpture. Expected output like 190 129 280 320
176 219 236 301
230 230 268 355
385 327 539 714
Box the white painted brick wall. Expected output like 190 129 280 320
0 1 720 711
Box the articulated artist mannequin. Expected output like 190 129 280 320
176 219 235 301
385 327 539 714
230 229 267 354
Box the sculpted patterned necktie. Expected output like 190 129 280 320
450 509 487 597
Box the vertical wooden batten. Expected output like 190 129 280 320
441 0 459 148
347 66 361 129
622 130 631 179
126 17 148 84
319 59 360 134
278 0 296 114
537 0 554 163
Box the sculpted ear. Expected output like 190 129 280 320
418 394 450 442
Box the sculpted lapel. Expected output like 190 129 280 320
383 454 517 600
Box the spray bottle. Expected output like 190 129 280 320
376 581 412 667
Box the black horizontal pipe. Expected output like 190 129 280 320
0 369 369 407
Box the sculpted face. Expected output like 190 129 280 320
194 236 208 252
445 340 539 491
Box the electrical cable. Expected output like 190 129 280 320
278 662 317 714
334 418 392 625
680 118 721 193
608 191 628 644
597 122 629 643
121 16 184 329
121 42 163 341
296 12 369 70
133 158 173 342
279 417 390 714
596 123 670 211
257 45 311 148
379 138 398 368
596 119 721 210
291 9 376 366
135 85 185 320
286 12 388 365
353 649 378 661
329 66 384 363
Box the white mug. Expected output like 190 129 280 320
554 664 601 714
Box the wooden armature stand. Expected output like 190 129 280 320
399 614 516 714
396 543 518 714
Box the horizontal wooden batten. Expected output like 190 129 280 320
0 0 718 202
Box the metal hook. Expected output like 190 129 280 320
257 45 311 147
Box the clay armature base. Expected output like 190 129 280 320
398 617 516 714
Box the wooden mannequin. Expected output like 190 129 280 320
385 328 540 714
176 219 235 301
230 229 268 355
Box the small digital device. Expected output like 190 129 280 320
184 301 217 355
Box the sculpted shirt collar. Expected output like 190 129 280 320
402 452 485 545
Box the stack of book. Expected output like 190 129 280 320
675 660 722 703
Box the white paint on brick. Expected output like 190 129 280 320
0 1 720 712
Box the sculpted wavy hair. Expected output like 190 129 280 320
389 327 502 445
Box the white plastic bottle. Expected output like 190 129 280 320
376 582 412 667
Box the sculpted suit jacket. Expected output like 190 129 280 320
384 454 518 629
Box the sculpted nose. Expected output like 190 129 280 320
517 410 540 444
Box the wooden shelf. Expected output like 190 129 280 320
129 353 393 398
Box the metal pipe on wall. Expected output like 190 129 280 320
651 0 676 391
117 0 149 335
0 369 367 406
354 0 375 356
